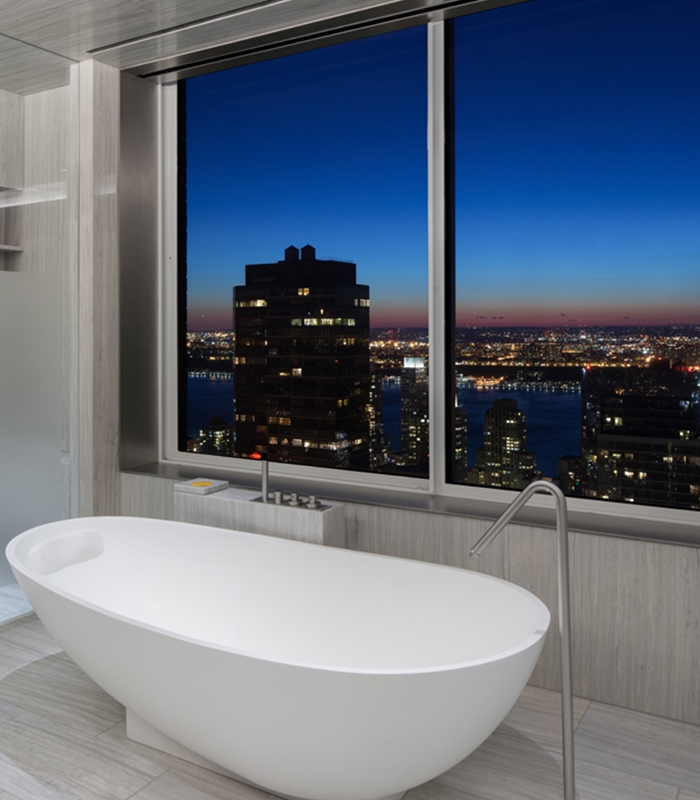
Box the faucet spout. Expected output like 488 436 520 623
470 479 575 800
470 479 568 556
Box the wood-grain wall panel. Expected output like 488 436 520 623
79 60 121 516
570 535 700 724
0 88 23 190
121 473 177 520
507 524 560 690
351 503 506 580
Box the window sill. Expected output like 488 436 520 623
123 462 700 549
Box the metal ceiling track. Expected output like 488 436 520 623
111 0 529 82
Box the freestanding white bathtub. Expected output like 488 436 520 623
7 516 549 800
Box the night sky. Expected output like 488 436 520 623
185 0 700 332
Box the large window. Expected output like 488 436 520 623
180 26 428 478
174 0 700 514
451 0 700 511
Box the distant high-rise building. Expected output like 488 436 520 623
189 415 234 456
369 371 392 470
467 398 537 489
233 245 370 469
399 356 429 472
453 404 468 483
582 363 700 508
557 453 587 495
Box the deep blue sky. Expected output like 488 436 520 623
454 0 700 327
185 27 427 330
186 0 700 331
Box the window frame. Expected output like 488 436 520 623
157 14 700 529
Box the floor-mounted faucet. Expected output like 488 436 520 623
470 479 575 800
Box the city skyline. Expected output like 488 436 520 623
184 322 700 508
181 0 700 511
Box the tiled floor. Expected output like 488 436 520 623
0 585 33 625
0 590 697 800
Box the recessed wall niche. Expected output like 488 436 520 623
0 87 23 270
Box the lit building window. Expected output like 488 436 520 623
235 299 267 308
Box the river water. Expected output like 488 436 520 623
186 377 582 477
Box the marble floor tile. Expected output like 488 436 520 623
0 585 32 624
432 724 565 800
97 720 193 772
0 748 86 800
0 607 697 800
98 721 277 800
0 654 124 737
0 618 62 657
0 698 24 726
501 685 590 753
575 701 700 793
128 768 272 800
0 614 38 634
0 638 47 676
406 781 485 800
550 751 680 800
0 711 165 800
426 718 683 800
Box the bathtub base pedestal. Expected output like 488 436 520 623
126 709 406 800
126 709 242 780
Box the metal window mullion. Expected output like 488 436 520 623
428 20 447 495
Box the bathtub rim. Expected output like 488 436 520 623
7 515 551 676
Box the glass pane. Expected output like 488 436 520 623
182 26 428 476
452 0 700 510
0 36 78 584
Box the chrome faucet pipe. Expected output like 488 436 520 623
470 480 575 800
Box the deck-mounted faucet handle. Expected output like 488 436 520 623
261 452 269 503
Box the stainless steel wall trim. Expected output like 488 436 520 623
120 72 160 470
161 83 180 466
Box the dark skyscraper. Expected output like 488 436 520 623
467 399 537 489
192 415 234 456
233 245 370 469
581 363 700 508
369 371 391 471
453 405 468 483
399 356 429 473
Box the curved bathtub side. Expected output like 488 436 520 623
19 573 545 800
